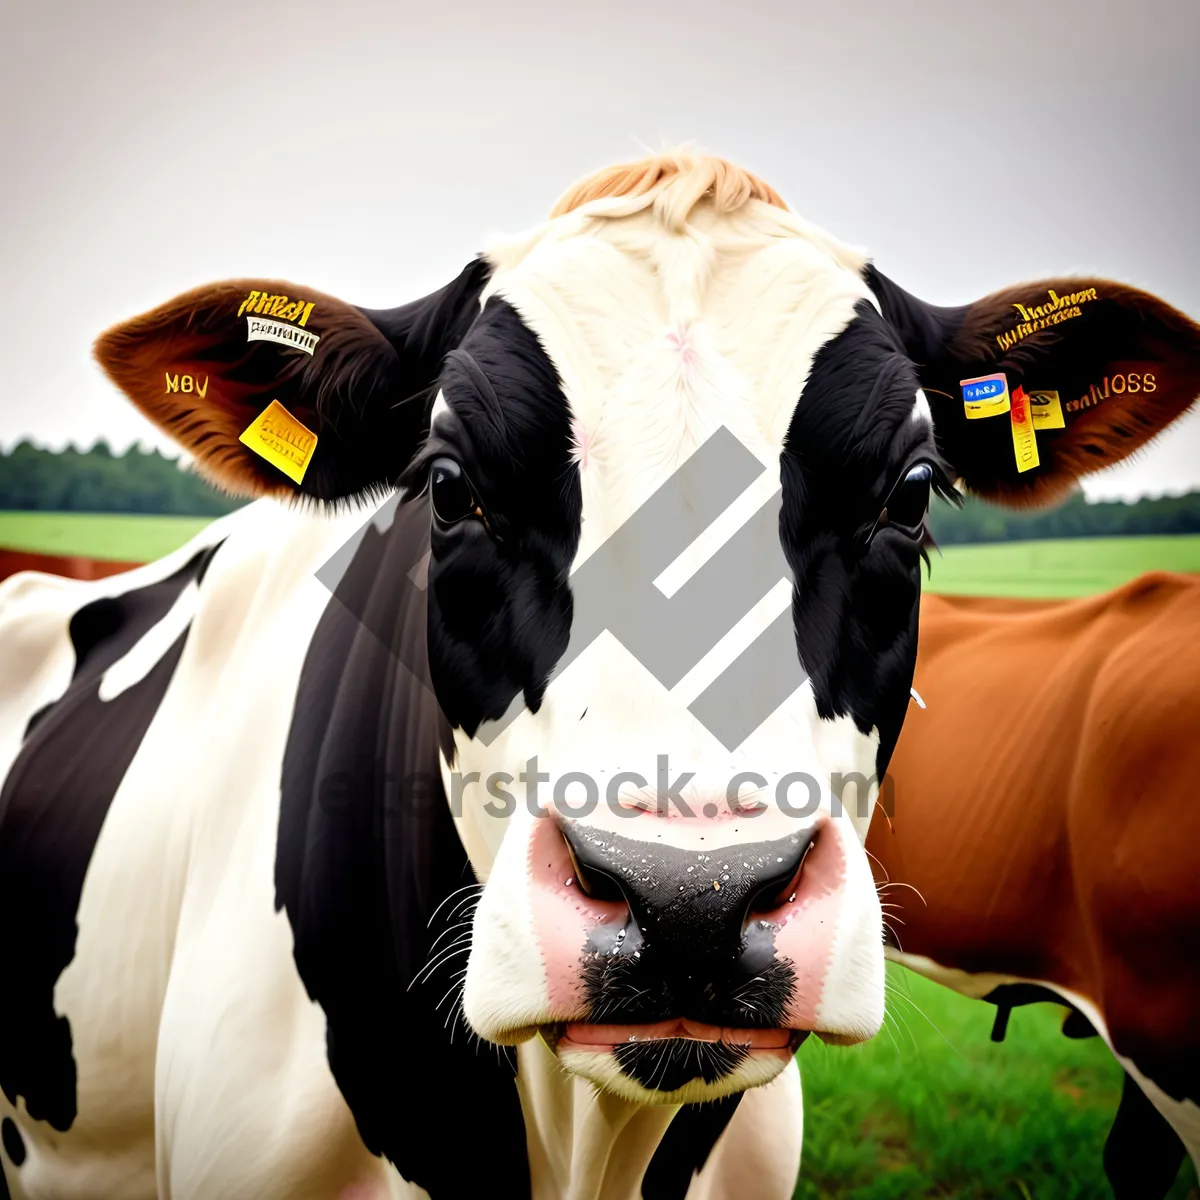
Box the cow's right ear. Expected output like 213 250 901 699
94 259 490 502
865 264 1200 508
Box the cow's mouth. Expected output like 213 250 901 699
556 1018 806 1052
549 1019 806 1096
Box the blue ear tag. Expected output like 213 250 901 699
960 372 1011 420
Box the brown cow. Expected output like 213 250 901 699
0 549 141 585
869 572 1200 1198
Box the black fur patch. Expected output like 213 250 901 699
405 296 581 737
0 1119 23 1167
641 1096 742 1200
1104 1071 1186 1199
275 495 529 1198
0 544 219 1131
613 1039 749 1092
782 301 947 777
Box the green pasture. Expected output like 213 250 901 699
3 512 1200 599
0 511 214 562
797 966 1196 1199
926 535 1200 598
1 512 1197 1195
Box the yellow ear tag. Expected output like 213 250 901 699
1028 389 1066 430
239 400 318 485
1010 386 1040 473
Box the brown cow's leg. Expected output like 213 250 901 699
1104 1072 1186 1200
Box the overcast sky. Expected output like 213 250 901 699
2 0 1197 500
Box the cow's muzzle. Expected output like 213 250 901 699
560 818 815 1026
465 800 880 1103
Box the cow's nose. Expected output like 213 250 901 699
559 820 817 976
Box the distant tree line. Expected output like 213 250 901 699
928 489 1200 544
2 440 1199 542
0 440 243 517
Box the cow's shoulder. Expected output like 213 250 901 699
0 568 88 748
0 515 244 1131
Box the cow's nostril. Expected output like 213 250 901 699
748 830 817 914
562 827 625 903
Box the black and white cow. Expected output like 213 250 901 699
2 153 1198 1200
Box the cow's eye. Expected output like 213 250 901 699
885 463 933 530
874 462 932 539
429 457 478 524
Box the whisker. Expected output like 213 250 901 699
436 967 470 1013
876 880 928 906
409 936 473 989
865 848 890 883
884 983 957 1052
425 919 474 957
427 883 484 929
872 797 896 834
444 892 484 924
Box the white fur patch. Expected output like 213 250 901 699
911 388 933 427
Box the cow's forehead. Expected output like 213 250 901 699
475 199 879 556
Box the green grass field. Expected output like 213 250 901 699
0 511 215 562
3 511 1200 599
927 535 1200 598
797 967 1196 1199
2 512 1197 1196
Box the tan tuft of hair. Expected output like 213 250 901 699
550 150 789 230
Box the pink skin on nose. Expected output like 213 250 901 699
529 812 848 1033
528 814 626 1013
768 822 846 1028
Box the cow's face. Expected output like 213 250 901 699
416 200 936 1102
97 153 1200 1107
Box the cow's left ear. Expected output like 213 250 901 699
866 266 1200 507
95 259 490 503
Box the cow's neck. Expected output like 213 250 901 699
517 1037 679 1200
